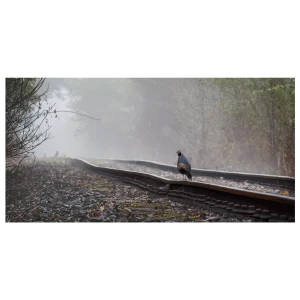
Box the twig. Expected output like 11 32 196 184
203 216 219 222
51 110 101 121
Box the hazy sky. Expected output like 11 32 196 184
35 85 84 158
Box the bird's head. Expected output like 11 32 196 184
176 150 182 156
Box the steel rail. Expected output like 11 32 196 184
92 158 295 188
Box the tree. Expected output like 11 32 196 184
213 78 295 175
6 78 102 171
6 78 54 170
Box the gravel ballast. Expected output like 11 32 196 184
6 159 252 222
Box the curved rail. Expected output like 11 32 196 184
89 158 295 188
72 158 295 222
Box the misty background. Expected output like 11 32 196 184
35 78 295 176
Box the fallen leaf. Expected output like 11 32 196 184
281 190 289 195
93 211 101 217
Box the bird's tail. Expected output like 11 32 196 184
187 173 192 180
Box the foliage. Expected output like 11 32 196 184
212 78 295 175
170 78 294 175
6 78 55 170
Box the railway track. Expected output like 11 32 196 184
91 158 295 192
72 158 295 222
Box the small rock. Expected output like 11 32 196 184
122 208 131 216
159 185 169 192
129 215 137 222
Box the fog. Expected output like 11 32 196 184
34 86 85 158
34 78 295 176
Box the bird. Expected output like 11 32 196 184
176 150 192 180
